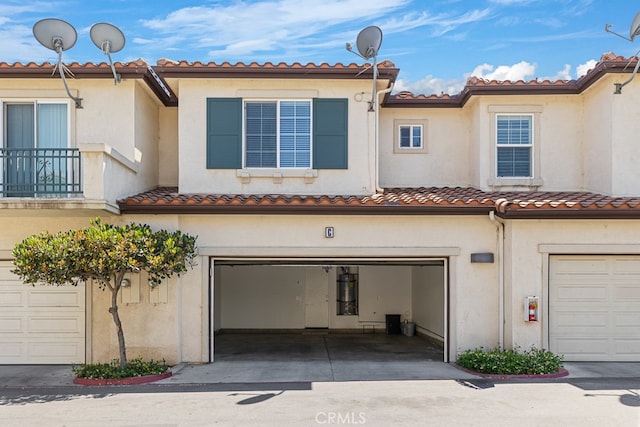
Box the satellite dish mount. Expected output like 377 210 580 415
90 22 126 85
605 11 640 94
346 26 383 111
33 18 82 108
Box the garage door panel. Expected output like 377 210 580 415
28 340 84 361
614 339 640 355
550 255 640 361
613 312 640 328
0 317 23 333
553 310 608 328
555 338 609 357
0 341 23 358
29 288 83 307
556 286 608 301
0 261 85 364
613 259 640 274
0 264 17 280
614 285 640 300
30 315 83 334
552 258 609 274
0 290 24 307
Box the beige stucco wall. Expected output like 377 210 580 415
157 213 498 362
7 213 640 364
176 78 378 195
158 107 179 187
378 107 472 187
583 75 614 194
610 77 640 196
466 95 584 191
0 77 162 204
504 219 640 352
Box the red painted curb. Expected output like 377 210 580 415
456 366 570 380
73 371 172 386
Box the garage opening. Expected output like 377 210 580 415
209 259 448 365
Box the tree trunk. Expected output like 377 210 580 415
109 287 128 367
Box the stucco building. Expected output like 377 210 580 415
1 52 640 364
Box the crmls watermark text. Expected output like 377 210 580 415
315 412 367 424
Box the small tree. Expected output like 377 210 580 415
11 219 197 367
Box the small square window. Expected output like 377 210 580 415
399 125 422 149
393 120 427 154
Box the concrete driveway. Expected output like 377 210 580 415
1 333 640 387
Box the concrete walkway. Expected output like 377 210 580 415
1 334 640 387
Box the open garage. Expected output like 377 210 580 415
210 259 448 363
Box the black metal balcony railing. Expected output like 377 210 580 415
0 148 82 197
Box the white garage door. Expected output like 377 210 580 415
550 255 640 361
0 261 85 364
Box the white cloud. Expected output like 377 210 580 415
395 75 466 96
470 61 536 81
140 1 490 60
576 59 598 77
395 57 603 96
547 64 572 81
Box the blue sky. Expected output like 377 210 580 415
1 0 640 95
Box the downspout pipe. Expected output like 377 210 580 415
374 82 394 193
489 211 505 350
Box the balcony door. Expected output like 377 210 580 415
4 102 68 197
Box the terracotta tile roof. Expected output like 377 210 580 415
386 52 637 107
0 59 150 76
118 187 640 218
155 58 397 70
151 58 399 82
0 59 178 107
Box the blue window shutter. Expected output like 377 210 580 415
207 98 242 169
313 98 348 169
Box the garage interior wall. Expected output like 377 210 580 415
213 263 443 335
412 265 445 342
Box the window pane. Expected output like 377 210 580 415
279 101 310 168
245 102 277 167
399 126 410 147
497 147 531 177
6 104 34 149
497 115 531 145
412 126 422 148
37 104 67 149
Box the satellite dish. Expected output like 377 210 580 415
605 11 640 94
630 11 640 41
90 22 126 84
32 18 82 108
356 26 383 60
346 26 384 111
33 18 77 52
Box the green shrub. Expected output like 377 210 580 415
456 346 563 375
73 357 169 379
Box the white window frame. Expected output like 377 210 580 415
242 99 313 169
393 119 428 154
495 113 533 178
1 98 72 149
488 105 543 188
0 98 73 197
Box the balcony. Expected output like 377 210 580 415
0 148 82 197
